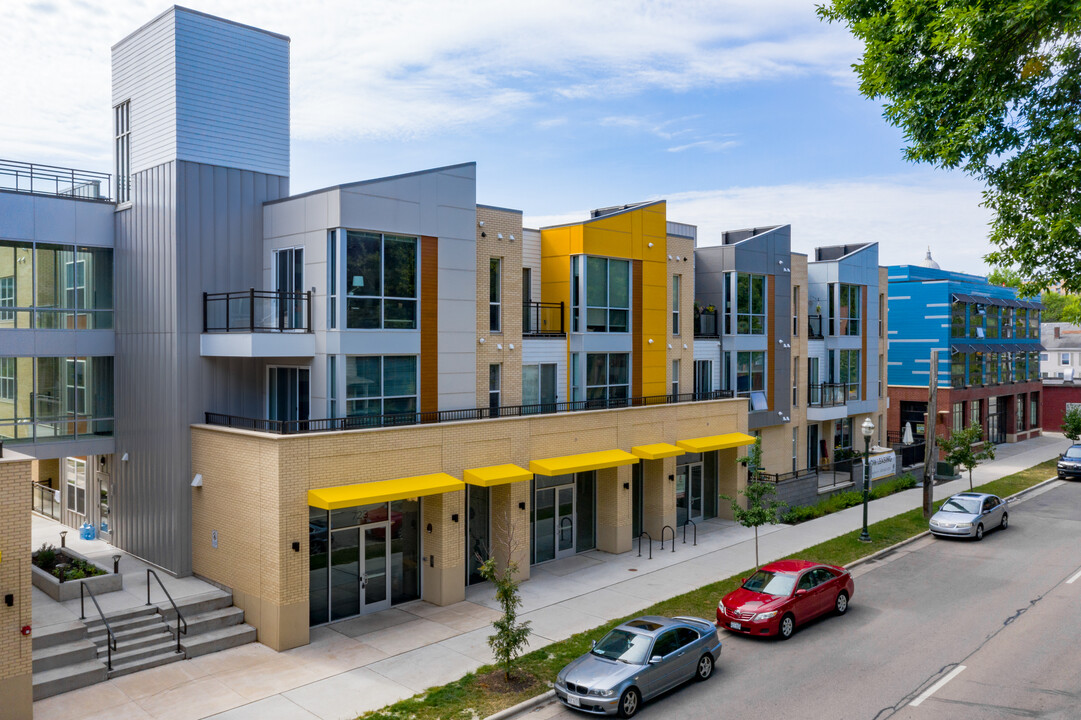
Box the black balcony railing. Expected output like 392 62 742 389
523 301 565 336
206 389 736 435
808 382 851 407
0 159 111 201
203 289 313 333
694 311 718 337
807 314 824 339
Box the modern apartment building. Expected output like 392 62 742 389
887 258 1043 446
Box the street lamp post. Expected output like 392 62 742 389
859 418 875 543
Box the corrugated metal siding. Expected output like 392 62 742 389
113 160 286 576
112 11 177 175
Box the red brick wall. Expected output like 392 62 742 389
1042 384 1081 432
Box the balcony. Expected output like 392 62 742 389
205 389 736 435
694 310 718 337
523 301 565 336
807 382 853 421
0 158 111 202
807 314 824 339
200 289 314 357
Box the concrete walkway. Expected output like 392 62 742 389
31 433 1071 720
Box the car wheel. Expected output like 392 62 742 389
778 614 795 640
617 687 641 718
696 654 714 681
975 523 984 541
835 591 849 615
1000 512 1008 530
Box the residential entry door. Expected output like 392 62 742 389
676 463 704 526
329 520 390 621
555 486 575 559
274 247 304 329
534 483 576 563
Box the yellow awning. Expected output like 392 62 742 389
631 443 686 460
676 432 757 454
530 449 639 476
463 464 533 487
308 473 463 510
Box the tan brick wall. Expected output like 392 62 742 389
0 454 33 720
476 207 524 408
490 480 530 581
191 395 747 650
595 465 632 553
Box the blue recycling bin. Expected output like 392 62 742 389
80 522 96 541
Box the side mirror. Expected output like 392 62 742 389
740 578 746 585
591 640 596 649
795 589 808 596
649 656 662 665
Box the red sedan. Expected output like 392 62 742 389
716 559 854 640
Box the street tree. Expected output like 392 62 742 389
723 437 783 570
1062 405 1081 442
477 507 532 682
939 422 996 490
988 269 1081 323
818 1 1081 296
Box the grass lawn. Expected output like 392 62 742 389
359 459 1058 720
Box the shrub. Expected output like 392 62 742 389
781 473 918 525
34 543 57 571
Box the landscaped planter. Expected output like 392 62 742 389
31 548 122 601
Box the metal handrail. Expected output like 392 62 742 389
0 158 111 201
202 289 313 333
522 301 565 336
80 582 118 671
205 389 737 435
682 518 696 546
637 531 653 559
146 569 187 655
660 525 675 552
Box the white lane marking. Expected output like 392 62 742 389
910 665 967 707
1067 568 1081 585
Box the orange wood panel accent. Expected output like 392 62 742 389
421 236 439 414
633 260 643 398
768 274 776 412
861 288 868 402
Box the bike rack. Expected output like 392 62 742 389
682 518 697 546
637 531 653 559
660 525 675 552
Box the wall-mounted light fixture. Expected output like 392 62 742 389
291 541 300 552
426 523 433 534
191 474 203 488
478 220 485 227
497 233 504 240
648 242 654 248
478 338 486 344
509 343 515 350
497 343 503 350
121 453 129 462
510 234 516 241
451 513 459 523
519 501 526 510
668 474 675 482
648 338 654 344
623 482 630 490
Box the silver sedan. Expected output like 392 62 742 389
929 492 1008 541
554 616 722 717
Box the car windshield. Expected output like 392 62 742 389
941 497 981 513
1065 447 1081 459
742 570 797 597
591 629 652 665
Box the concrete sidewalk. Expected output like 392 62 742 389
31 433 1071 720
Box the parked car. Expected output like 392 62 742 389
716 559 854 640
1057 445 1081 480
555 615 721 717
929 492 1007 540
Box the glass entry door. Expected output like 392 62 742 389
534 483 576 563
274 247 305 329
676 463 704 526
329 522 391 620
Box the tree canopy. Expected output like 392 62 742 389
987 268 1081 322
818 1 1081 296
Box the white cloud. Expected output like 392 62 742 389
667 139 739 153
0 0 863 163
526 173 995 274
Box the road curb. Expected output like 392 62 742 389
846 475 1061 570
483 689 556 720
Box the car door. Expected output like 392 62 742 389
674 626 703 682
640 630 680 698
811 568 838 617
990 496 1004 525
981 497 997 526
793 571 817 622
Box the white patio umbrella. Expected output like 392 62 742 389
902 422 914 446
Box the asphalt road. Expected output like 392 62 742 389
537 478 1081 720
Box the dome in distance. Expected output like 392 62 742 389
919 246 940 270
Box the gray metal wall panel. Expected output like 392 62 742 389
112 11 177 175
113 160 286 576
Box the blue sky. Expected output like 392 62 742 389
2 0 993 270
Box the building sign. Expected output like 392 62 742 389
868 451 896 481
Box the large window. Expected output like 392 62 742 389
950 302 967 338
694 360 712 395
735 273 766 335
1015 352 1026 383
986 305 1000 339
1030 393 1039 428
672 359 680 396
0 356 113 443
345 356 417 418
736 351 765 403
66 457 86 516
584 257 629 333
988 352 1000 384
951 352 966 387
114 101 130 204
0 242 113 329
489 363 501 409
968 352 983 386
834 418 853 452
840 349 860 400
672 275 680 335
1028 351 1040 380
952 402 964 433
523 363 557 410
838 284 861 336
346 231 418 330
1017 393 1025 430
0 276 13 322
490 259 501 332
1014 308 1026 338
327 230 338 329
1002 307 1013 338
585 353 629 402
1028 310 1040 338
970 303 986 338
0 357 13 401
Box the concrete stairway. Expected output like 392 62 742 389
32 589 256 700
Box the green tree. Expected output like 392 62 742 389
1062 405 1081 442
723 437 783 570
939 422 997 490
818 1 1081 296
478 557 532 682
